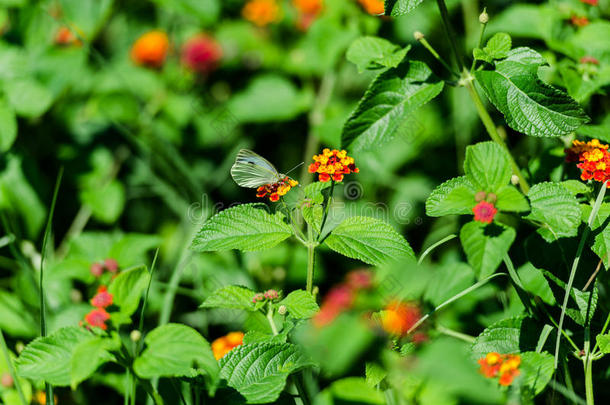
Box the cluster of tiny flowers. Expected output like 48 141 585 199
357 0 384 15
580 0 598 6
82 286 113 331
314 270 373 327
478 352 521 386
472 191 498 224
381 300 426 342
242 0 281 26
252 289 279 303
90 258 120 277
293 0 323 30
566 139 610 186
54 26 82 46
131 30 222 73
211 331 244 360
256 177 298 202
308 148 359 182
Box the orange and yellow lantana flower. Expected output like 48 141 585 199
478 352 521 386
211 331 244 360
357 0 384 15
242 0 281 27
308 148 359 182
130 30 170 68
256 177 298 202
566 139 610 186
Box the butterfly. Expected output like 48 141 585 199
230 149 286 188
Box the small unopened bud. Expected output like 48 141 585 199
479 10 489 24
104 258 119 273
277 305 287 315
130 330 142 342
252 293 264 303
15 342 24 354
90 262 104 277
486 193 497 204
475 191 487 202
1 373 13 388
413 31 424 41
70 289 82 303
264 289 278 300
510 175 519 186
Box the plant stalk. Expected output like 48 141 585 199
435 0 464 71
0 330 28 405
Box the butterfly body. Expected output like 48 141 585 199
231 149 285 188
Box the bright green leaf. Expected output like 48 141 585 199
279 290 319 319
0 98 17 152
191 204 293 252
108 265 150 318
425 176 477 217
464 142 512 192
460 221 516 279
324 216 414 265
526 182 581 241
495 185 530 212
384 0 424 17
200 285 256 311
346 37 410 72
4 78 53 118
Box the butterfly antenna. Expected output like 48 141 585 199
285 162 304 176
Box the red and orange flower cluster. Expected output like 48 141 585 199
313 270 373 327
478 352 521 386
308 148 359 182
256 177 299 202
83 286 113 331
473 201 498 223
90 258 119 277
242 0 282 27
293 0 324 30
357 0 384 15
380 300 425 342
566 139 610 186
130 30 222 73
211 331 244 360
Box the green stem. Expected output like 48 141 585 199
435 0 464 71
464 79 530 194
292 373 311 405
306 241 316 295
555 182 607 369
584 357 594 405
317 180 335 241
417 36 459 77
418 234 456 264
0 330 27 405
436 324 476 343
470 10 487 72
267 303 278 336
592 311 610 354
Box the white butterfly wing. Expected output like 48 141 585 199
231 149 281 188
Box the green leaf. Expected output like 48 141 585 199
495 185 530 212
471 316 541 358
58 0 114 39
329 377 385 404
341 60 444 151
0 291 38 337
16 327 94 386
228 75 312 123
425 176 477 217
460 221 516 279
464 142 512 192
219 342 315 404
473 48 493 64
200 285 256 311
3 78 53 118
279 290 319 319
148 0 219 26
582 203 610 267
475 48 589 137
525 182 581 241
520 352 554 395
365 363 387 387
0 98 17 152
324 216 414 265
81 180 125 224
596 334 610 354
191 204 293 252
134 324 219 392
384 0 424 17
483 33 512 60
108 265 150 318
346 37 410 73
561 180 591 196
70 336 118 389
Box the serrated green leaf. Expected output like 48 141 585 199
330 377 385 404
582 203 610 267
219 342 315 404
0 98 17 152
460 221 516 279
108 265 150 319
16 327 94 386
495 185 530 212
464 142 512 192
520 352 554 395
191 204 293 252
279 290 319 319
473 48 493 64
596 334 610 354
70 336 118 389
341 60 444 151
384 0 424 17
561 180 591 196
324 216 414 265
134 324 219 392
200 285 256 311
542 270 597 326
365 363 387 387
346 37 410 73
471 316 541 358
425 176 477 217
526 182 581 241
483 33 512 60
475 48 589 137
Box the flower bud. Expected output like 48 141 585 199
15 342 25 354
475 191 487 202
510 174 519 185
486 193 497 204
413 31 425 41
479 10 489 24
70 289 83 303
104 258 119 273
1 373 13 388
277 305 287 315
90 262 104 277
130 330 142 342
